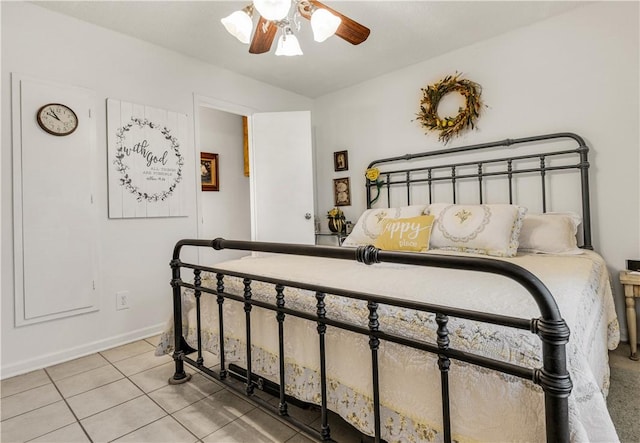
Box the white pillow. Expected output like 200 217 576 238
426 203 527 257
342 205 428 247
518 212 583 254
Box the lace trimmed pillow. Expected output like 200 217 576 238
426 203 527 257
342 205 428 247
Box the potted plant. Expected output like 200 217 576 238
327 207 346 233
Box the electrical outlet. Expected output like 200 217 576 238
116 291 130 310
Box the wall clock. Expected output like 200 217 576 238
36 103 78 136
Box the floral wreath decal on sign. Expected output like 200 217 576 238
114 117 184 202
415 73 484 144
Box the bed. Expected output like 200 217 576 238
157 133 620 442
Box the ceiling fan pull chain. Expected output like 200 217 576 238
292 10 302 32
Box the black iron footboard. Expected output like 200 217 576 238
169 238 572 443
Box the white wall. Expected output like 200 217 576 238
3 1 637 377
1 2 312 377
197 107 251 264
313 3 639 341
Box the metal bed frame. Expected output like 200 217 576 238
366 132 591 249
169 133 591 443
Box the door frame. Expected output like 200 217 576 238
192 94 258 262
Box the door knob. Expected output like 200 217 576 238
305 213 312 220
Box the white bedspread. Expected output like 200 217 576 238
157 250 620 442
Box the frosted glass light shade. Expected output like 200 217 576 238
221 10 253 44
253 0 291 21
275 33 303 56
310 8 341 42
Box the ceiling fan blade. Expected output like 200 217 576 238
300 0 370 45
249 16 278 54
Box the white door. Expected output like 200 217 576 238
250 111 315 244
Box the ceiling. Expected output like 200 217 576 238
34 1 587 98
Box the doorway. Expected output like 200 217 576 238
195 97 253 265
194 95 317 265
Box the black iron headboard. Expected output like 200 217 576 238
365 132 592 249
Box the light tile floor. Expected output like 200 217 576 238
0 335 362 443
3 337 635 442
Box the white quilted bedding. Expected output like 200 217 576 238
157 250 620 442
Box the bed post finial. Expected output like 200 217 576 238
356 245 380 265
212 238 224 250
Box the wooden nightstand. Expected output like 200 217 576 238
619 270 640 361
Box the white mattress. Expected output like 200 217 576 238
157 249 620 442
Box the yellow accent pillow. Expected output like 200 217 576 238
374 215 435 252
341 205 428 247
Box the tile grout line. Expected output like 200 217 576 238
42 367 95 443
13 345 166 442
58 358 146 419
192 369 311 442
0 378 51 402
7 344 332 443
106 357 201 443
0 364 109 426
5 339 307 442
97 341 157 364
159 361 264 442
73 390 147 421
0 384 60 421
1 399 64 425
102 350 173 379
45 354 112 385
163 367 259 442
93 354 169 442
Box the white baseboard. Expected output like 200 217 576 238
0 323 166 380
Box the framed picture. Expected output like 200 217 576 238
333 177 351 206
243 116 250 177
334 150 348 172
201 152 219 191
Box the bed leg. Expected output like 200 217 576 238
316 292 331 441
169 337 194 384
276 284 288 417
169 258 192 385
169 352 192 385
368 301 382 442
436 313 452 443
534 318 572 443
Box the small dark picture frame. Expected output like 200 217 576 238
334 150 348 172
333 177 351 206
201 152 219 191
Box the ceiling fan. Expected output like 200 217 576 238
222 0 370 56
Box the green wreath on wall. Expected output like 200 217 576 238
415 73 484 144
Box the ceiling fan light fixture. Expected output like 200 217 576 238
221 8 254 44
310 8 341 42
275 28 303 56
227 0 369 56
253 0 291 21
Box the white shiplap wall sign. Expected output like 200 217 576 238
107 99 188 218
